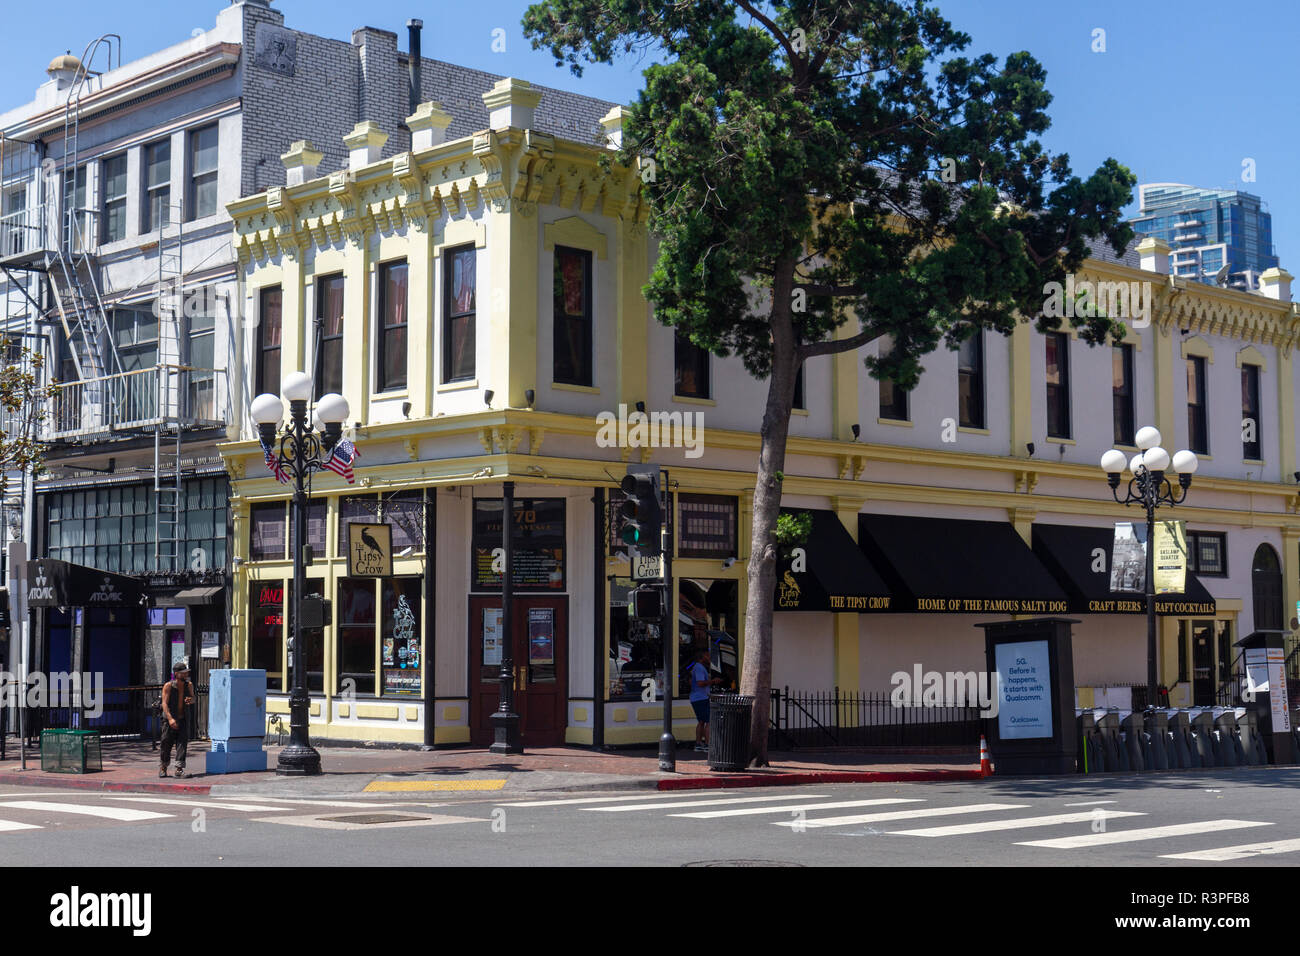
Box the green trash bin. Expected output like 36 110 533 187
40 729 103 774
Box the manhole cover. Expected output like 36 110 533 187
682 860 804 867
319 813 432 825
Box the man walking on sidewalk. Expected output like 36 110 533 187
160 660 195 778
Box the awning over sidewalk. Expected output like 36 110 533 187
857 513 1070 614
172 586 224 605
1032 523 1216 616
774 509 892 612
24 558 142 608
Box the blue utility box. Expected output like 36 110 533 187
204 669 269 774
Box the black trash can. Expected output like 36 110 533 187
708 693 753 771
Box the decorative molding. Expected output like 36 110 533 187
1235 344 1267 371
403 438 419 461
543 215 608 259
1181 335 1215 364
528 427 545 455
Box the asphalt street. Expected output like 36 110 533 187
1 767 1298 867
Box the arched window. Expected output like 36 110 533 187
1252 544 1282 631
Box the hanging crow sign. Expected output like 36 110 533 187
349 523 393 577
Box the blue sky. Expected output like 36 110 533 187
4 0 1295 268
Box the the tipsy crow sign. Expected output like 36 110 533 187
25 559 142 608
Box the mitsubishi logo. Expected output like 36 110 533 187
88 577 123 604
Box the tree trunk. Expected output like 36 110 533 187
738 267 800 767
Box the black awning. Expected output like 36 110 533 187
774 509 892 612
1032 523 1216 616
857 513 1070 614
24 558 142 608
173 586 225 606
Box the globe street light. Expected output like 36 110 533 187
1099 427 1198 710
252 376 352 776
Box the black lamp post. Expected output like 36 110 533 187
1100 426 1199 709
252 372 351 776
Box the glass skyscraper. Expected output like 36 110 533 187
1130 184 1278 290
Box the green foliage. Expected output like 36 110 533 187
0 336 51 497
523 0 1135 387
775 510 812 558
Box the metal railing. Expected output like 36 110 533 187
768 686 983 749
0 208 40 260
46 364 228 440
9 683 209 749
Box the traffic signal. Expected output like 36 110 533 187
619 470 662 555
630 584 665 622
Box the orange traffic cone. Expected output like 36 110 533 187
979 735 992 777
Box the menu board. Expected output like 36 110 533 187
472 499 566 592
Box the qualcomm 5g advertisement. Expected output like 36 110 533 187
995 640 1054 740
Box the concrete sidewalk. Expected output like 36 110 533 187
0 739 981 795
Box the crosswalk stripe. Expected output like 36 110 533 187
0 801 172 822
671 799 922 819
1160 838 1300 862
0 820 42 832
773 803 1029 829
104 796 295 813
503 792 757 808
1064 800 1117 807
1017 820 1271 849
588 794 832 813
890 810 1145 837
214 797 412 809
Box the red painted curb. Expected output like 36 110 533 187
657 769 984 790
0 773 210 795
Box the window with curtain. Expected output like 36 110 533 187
1241 363 1261 460
553 246 592 386
1112 343 1134 445
257 287 282 397
1046 332 1071 439
378 260 408 391
443 245 475 382
958 333 985 429
315 274 345 399
188 124 219 220
674 330 709 399
877 334 909 421
101 154 128 243
1187 355 1208 453
142 139 171 233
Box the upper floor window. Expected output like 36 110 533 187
1186 355 1208 454
315 275 345 399
256 286 283 398
793 364 805 410
1112 343 1135 446
553 246 592 387
61 165 87 250
188 125 219 221
377 260 408 391
674 330 709 399
1045 332 1070 439
141 139 171 233
958 332 984 429
101 154 128 244
1188 530 1227 577
1241 363 1261 460
877 334 908 422
443 245 475 382
112 307 158 371
3 185 27 256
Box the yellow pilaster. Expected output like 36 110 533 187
280 252 305 386
616 220 649 407
1283 528 1300 635
342 239 371 418
486 202 538 408
406 219 434 418
830 496 865 693
231 498 250 669
831 316 859 442
1007 506 1036 547
1010 320 1033 456
1279 349 1295 480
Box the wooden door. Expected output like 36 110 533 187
468 596 568 747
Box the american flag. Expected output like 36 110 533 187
261 440 290 484
323 438 359 483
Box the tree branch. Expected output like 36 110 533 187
798 323 882 358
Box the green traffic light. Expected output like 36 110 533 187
621 523 642 545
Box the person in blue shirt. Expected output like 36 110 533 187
687 651 722 752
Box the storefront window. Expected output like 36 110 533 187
250 502 286 561
337 578 376 696
337 495 378 557
677 578 739 696
386 491 425 552
381 578 422 696
248 579 285 691
608 576 662 702
472 498 565 592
